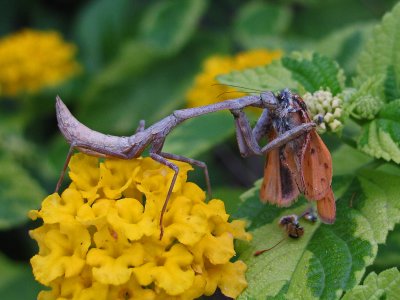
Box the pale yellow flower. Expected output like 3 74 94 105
0 29 80 96
186 49 282 107
30 154 251 299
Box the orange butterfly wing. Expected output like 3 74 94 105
302 130 332 201
316 188 336 224
260 130 300 206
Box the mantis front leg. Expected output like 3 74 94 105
232 109 264 157
231 109 316 157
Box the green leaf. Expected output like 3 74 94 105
282 52 345 95
0 254 41 299
358 100 400 164
350 4 400 128
314 23 374 76
384 65 400 102
217 52 345 95
354 2 400 88
82 40 165 102
163 111 234 158
139 0 207 52
331 144 372 176
373 224 400 273
213 186 247 215
347 76 385 120
353 10 400 161
82 0 207 106
0 157 45 229
0 112 57 186
217 59 297 93
78 49 205 133
288 0 386 39
342 268 400 300
74 0 132 72
0 1 18 35
234 2 291 47
235 167 400 299
0 113 33 160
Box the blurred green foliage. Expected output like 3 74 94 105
0 0 399 299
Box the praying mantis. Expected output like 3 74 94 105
55 90 317 239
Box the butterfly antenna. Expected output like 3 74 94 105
216 90 248 99
212 83 263 93
254 238 285 256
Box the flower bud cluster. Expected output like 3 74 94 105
303 89 343 133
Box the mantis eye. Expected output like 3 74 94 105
278 88 292 100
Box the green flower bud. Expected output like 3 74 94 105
352 94 384 120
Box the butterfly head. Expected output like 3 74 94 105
277 88 298 112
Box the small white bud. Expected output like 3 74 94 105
316 103 324 113
318 122 327 133
332 98 341 108
329 119 342 131
333 108 342 118
324 112 334 123
322 100 331 110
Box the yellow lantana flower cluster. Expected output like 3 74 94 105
186 49 282 107
0 29 80 97
29 154 251 299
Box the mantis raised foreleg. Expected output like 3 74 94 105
231 108 316 157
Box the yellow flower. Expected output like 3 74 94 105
0 29 80 97
186 49 282 107
30 153 251 299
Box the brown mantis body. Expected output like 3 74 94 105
55 91 316 239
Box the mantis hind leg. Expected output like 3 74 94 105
55 141 138 193
160 152 212 199
149 151 212 240
55 144 76 193
149 151 179 240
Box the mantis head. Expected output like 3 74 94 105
260 91 278 110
